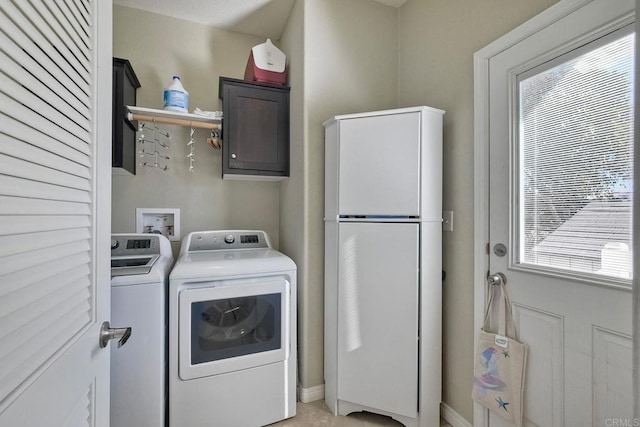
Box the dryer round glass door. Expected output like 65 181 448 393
178 278 290 380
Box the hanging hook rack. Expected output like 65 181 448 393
129 106 222 172
188 126 196 173
137 115 171 172
139 121 170 138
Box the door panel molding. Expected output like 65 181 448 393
513 304 564 427
593 326 633 425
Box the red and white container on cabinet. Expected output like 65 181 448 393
244 38 288 86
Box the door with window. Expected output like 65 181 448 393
483 0 634 425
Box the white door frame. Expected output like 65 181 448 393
471 1 616 425
633 0 640 420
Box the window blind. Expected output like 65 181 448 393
518 30 634 280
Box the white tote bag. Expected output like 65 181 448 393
472 277 528 426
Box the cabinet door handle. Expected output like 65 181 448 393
231 153 237 159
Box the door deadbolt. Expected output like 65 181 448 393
493 243 507 257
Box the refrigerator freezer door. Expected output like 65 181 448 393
338 112 421 216
337 222 419 418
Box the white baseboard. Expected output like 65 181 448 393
298 384 325 403
441 402 473 427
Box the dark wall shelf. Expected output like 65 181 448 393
113 58 140 175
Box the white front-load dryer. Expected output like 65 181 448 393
169 230 297 427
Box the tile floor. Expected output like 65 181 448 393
270 400 452 426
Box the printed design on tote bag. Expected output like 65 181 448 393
473 346 506 392
496 396 509 411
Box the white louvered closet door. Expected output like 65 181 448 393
0 0 112 426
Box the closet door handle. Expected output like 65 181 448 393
99 321 132 349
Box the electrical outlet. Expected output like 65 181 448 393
443 210 453 232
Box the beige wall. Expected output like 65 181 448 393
280 0 398 391
397 0 558 421
279 0 309 388
112 6 280 254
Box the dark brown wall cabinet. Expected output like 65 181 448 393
219 77 290 180
113 58 140 175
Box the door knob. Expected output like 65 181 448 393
487 272 506 286
99 321 132 349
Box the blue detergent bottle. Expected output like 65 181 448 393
163 76 189 113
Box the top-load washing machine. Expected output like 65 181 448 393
110 233 173 427
169 230 297 427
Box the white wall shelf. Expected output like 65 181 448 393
126 106 221 130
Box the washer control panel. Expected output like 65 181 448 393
111 235 161 257
187 230 269 252
111 234 163 276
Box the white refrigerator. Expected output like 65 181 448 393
324 106 444 427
